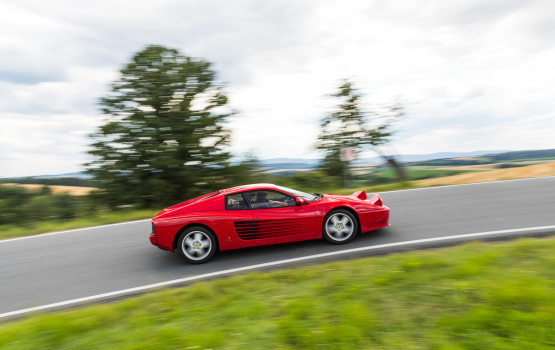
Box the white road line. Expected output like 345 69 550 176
382 175 555 194
0 219 151 243
1 224 554 319
2 175 554 244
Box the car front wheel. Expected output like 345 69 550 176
177 226 217 264
323 209 358 244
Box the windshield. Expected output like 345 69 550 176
275 185 320 202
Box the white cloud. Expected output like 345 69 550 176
0 0 554 177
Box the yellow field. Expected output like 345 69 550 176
417 161 555 186
1 183 96 195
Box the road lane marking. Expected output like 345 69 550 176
382 175 555 194
0 219 151 243
1 224 554 319
2 175 554 244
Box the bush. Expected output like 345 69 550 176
496 163 528 169
271 171 342 192
0 186 95 226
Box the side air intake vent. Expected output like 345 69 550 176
234 221 256 240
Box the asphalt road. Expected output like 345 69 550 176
1 177 555 318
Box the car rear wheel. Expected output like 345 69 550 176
323 209 358 244
178 226 217 264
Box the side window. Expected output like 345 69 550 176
246 190 295 209
225 193 248 210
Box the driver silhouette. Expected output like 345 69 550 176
254 191 268 203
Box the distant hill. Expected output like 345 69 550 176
2 172 92 180
5 149 554 179
260 162 318 171
30 172 93 179
489 149 555 161
260 149 555 174
404 149 555 167
0 172 96 187
366 150 508 164
260 150 509 173
261 158 320 166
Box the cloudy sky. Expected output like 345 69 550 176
1 0 554 177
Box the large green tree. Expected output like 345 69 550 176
87 45 236 207
316 79 406 183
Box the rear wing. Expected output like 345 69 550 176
351 190 383 206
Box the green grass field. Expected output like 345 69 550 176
330 181 417 195
374 165 470 180
1 236 553 349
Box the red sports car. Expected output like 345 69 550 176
149 184 390 264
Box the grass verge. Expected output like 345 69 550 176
0 209 157 241
330 181 417 195
1 236 554 349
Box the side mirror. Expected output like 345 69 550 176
295 197 305 205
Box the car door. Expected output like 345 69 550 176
245 189 319 245
221 192 258 250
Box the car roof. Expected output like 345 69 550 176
221 183 278 194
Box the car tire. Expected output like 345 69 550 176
323 209 358 244
177 226 218 264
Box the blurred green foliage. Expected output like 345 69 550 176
496 163 529 169
0 186 92 225
369 166 467 182
87 45 260 208
405 157 493 166
1 237 553 349
271 171 343 193
0 185 159 239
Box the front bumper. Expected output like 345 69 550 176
149 232 157 246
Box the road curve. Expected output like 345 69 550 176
1 177 554 318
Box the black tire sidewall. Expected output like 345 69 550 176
177 226 217 264
322 209 358 244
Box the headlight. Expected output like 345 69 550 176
152 223 156 236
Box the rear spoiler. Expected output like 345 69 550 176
351 190 383 206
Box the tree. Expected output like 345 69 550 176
87 45 235 207
315 80 367 178
316 79 407 184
